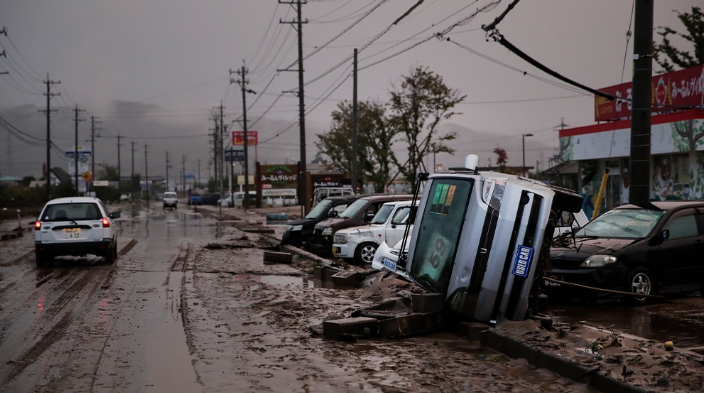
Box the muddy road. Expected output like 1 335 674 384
0 202 700 392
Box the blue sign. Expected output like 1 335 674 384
225 149 245 162
511 245 534 278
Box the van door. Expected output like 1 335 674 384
385 205 413 247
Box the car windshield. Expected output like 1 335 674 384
576 208 666 239
306 199 333 219
371 204 394 224
339 199 369 218
165 193 176 198
42 203 102 221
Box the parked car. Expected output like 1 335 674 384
310 187 355 209
306 194 412 255
372 238 411 281
281 195 359 247
188 194 202 205
545 201 704 304
201 193 221 206
163 192 178 209
34 197 121 267
332 200 417 265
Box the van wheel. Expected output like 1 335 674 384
355 242 378 265
623 267 654 305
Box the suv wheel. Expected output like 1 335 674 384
105 242 117 264
35 249 51 268
355 242 378 265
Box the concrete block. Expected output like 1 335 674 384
378 312 444 338
331 271 361 287
323 317 378 340
313 266 337 281
457 321 491 341
263 250 293 264
411 293 445 313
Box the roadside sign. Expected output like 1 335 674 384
232 131 258 145
225 149 245 162
82 171 93 183
93 180 109 187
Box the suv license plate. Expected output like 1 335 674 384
382 258 396 272
63 228 81 238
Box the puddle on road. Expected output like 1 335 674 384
227 274 358 290
546 295 704 348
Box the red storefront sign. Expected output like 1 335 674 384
232 131 258 145
594 64 704 122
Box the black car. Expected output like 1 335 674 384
545 201 704 304
200 193 221 206
280 195 359 247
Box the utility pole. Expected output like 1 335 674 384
73 105 86 196
166 151 170 192
144 144 149 202
182 156 187 195
210 116 219 191
280 0 308 213
629 0 653 205
230 63 256 208
89 116 101 194
131 141 137 193
41 75 60 200
351 48 359 194
219 103 225 199
197 159 201 188
116 135 123 191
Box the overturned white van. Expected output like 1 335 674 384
403 155 582 324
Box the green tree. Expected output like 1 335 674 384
388 66 466 190
654 6 704 72
315 100 397 193
98 163 120 181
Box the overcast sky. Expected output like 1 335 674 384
1 0 701 180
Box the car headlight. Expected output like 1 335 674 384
322 227 333 236
334 233 347 244
288 225 302 231
580 255 617 268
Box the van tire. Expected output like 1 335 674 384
355 242 378 265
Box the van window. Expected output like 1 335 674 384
410 179 474 293
371 205 394 224
391 206 415 225
339 199 369 219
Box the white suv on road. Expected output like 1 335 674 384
34 197 121 267
163 191 178 209
332 200 416 265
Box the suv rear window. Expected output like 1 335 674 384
42 203 102 221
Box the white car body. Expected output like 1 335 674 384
332 200 415 264
163 191 178 209
34 197 120 267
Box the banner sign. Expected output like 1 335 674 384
594 65 704 122
232 131 258 146
225 149 245 162
262 188 297 197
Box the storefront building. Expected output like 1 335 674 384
558 65 704 217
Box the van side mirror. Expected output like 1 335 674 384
662 229 669 240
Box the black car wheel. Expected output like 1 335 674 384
105 241 117 264
355 242 378 265
624 267 653 305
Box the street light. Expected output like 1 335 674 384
522 133 533 177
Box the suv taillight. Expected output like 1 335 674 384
34 221 41 230
102 217 110 228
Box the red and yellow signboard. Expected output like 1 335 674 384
232 131 258 145
594 64 704 122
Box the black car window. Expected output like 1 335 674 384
664 214 698 239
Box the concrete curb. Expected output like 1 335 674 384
483 328 648 393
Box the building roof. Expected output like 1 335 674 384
542 161 578 176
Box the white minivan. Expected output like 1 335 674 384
332 200 416 265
